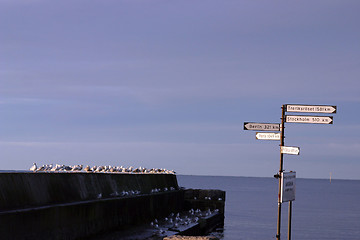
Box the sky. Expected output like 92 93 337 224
1 0 359 180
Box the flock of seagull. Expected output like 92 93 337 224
150 208 220 236
29 163 176 174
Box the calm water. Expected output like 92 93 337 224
177 175 360 240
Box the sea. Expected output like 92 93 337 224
177 175 360 240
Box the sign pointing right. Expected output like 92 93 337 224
286 104 337 114
286 115 333 124
281 146 300 155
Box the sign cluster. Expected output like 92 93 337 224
243 103 337 240
244 104 337 157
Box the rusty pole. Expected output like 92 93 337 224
276 105 286 240
288 200 293 240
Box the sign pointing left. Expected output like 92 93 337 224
256 132 281 140
244 122 280 131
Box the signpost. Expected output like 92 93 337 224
280 146 300 155
256 132 281 140
244 122 280 131
286 115 333 124
243 103 337 240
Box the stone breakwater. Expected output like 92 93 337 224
0 172 225 240
0 172 178 211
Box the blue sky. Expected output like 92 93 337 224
1 0 359 179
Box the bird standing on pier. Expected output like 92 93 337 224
29 163 37 171
72 165 83 171
37 165 45 172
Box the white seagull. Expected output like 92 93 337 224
29 163 37 171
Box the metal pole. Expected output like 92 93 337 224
276 105 286 240
288 201 292 240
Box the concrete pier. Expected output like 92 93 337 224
0 173 225 239
0 172 178 211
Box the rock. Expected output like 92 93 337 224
164 236 219 240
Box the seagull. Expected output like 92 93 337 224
110 191 119 197
29 163 37 171
44 164 52 171
55 164 63 171
72 165 83 171
37 165 45 172
95 166 104 172
64 165 72 171
51 164 59 171
189 209 194 215
121 191 128 197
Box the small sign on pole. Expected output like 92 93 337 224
256 132 281 140
281 171 296 203
281 146 300 155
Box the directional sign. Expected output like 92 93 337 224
285 115 333 124
286 104 336 114
244 122 280 131
281 146 300 155
281 172 296 203
256 132 281 140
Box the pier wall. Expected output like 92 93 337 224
0 172 178 210
0 172 183 239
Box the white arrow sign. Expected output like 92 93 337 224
244 122 280 131
256 132 281 140
281 146 300 155
286 104 336 114
285 115 333 124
